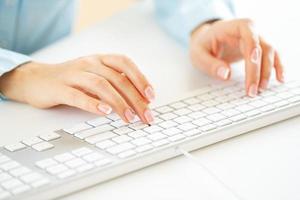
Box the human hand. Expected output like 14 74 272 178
190 19 284 97
0 54 155 123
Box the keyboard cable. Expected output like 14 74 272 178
176 147 246 200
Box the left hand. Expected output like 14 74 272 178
190 18 284 97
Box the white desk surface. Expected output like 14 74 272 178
1 1 300 200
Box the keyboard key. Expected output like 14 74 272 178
245 109 261 117
188 104 205 111
200 124 217 132
135 145 153 153
129 122 149 130
174 116 192 124
118 150 136 158
260 105 276 112
235 105 254 113
177 123 197 131
152 139 170 147
229 114 247 122
248 100 268 108
20 172 42 183
0 156 10 164
31 178 49 188
96 140 116 149
65 159 86 169
9 167 31 177
47 164 68 174
75 125 114 139
162 127 182 136
155 106 174 113
159 120 178 129
83 153 103 162
188 111 207 119
184 129 202 137
110 120 127 128
173 108 192 116
112 135 132 143
77 164 94 172
202 107 221 114
192 118 212 127
216 102 235 110
4 143 26 152
128 130 148 138
86 117 112 126
57 169 76 179
131 138 151 146
184 97 200 105
144 125 163 133
202 100 219 107
274 100 289 108
106 143 135 154
148 132 167 141
169 134 186 142
22 137 43 146
72 147 93 157
54 153 75 163
12 185 30 195
106 113 120 121
0 161 20 171
206 113 227 122
32 142 54 152
215 119 232 127
39 132 61 141
94 159 112 167
221 109 240 117
0 173 12 182
160 113 178 120
113 127 134 135
170 102 187 109
1 179 23 190
36 158 58 169
63 123 92 134
289 96 300 103
85 131 117 144
263 96 282 103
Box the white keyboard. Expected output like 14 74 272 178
1 80 300 200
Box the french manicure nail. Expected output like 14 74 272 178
248 84 258 97
125 108 136 123
144 109 154 124
217 66 230 80
280 73 285 83
97 104 112 115
259 79 268 92
250 47 261 64
144 86 155 102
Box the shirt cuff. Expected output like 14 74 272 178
0 48 32 76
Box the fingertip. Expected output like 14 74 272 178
216 66 230 80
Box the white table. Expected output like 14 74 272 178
1 1 300 200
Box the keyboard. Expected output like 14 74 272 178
0 80 300 200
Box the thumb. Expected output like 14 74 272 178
191 47 231 80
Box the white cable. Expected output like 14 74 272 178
176 147 246 200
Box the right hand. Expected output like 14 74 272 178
0 54 155 124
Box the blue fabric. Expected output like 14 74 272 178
154 0 234 46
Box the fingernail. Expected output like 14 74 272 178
259 79 268 92
144 109 154 123
248 84 258 97
97 104 112 115
217 66 230 80
144 86 155 102
250 47 261 64
125 108 136 122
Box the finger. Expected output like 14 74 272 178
100 54 155 102
57 86 112 115
274 51 285 83
258 40 275 91
88 65 153 124
66 71 141 123
237 20 262 97
191 46 231 81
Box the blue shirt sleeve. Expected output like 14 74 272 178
0 48 31 77
154 0 235 46
0 48 31 100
